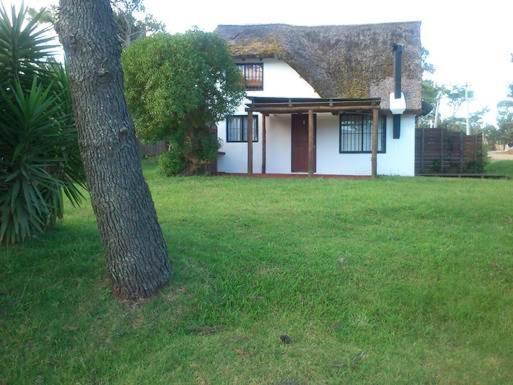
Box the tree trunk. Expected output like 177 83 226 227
56 0 170 300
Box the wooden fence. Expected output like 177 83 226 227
136 139 218 173
415 128 484 175
138 140 167 157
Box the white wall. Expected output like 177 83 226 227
217 58 319 173
316 114 416 176
216 122 262 173
377 115 416 176
265 115 291 174
217 58 416 176
244 58 320 99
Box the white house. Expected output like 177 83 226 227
214 22 423 176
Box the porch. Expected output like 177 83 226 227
243 97 382 177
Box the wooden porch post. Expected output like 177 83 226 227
371 108 379 178
247 110 253 175
262 114 267 174
308 109 314 176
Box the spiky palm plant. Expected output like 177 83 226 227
0 4 84 244
0 4 58 90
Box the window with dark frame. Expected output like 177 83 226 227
236 63 264 90
226 115 259 142
339 114 386 153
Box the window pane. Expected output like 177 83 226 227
242 116 258 141
378 117 386 152
362 116 371 152
237 63 263 90
242 118 247 142
227 116 243 141
252 116 258 141
226 115 258 142
340 115 362 152
340 114 386 153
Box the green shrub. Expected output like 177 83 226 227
159 144 185 176
158 130 220 176
122 31 243 175
0 80 84 244
0 5 84 244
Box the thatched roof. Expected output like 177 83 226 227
215 22 422 111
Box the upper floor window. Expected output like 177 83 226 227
339 114 386 153
226 115 259 142
237 63 263 91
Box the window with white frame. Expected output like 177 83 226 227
226 115 258 142
339 114 386 153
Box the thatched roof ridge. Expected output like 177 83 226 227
215 22 422 111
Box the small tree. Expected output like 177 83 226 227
122 31 245 175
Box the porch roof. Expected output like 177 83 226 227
245 96 381 114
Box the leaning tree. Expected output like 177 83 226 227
56 0 170 299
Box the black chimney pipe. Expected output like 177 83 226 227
392 43 403 139
393 44 403 98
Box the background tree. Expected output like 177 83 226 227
439 107 489 133
27 6 57 24
481 124 499 150
29 0 163 48
445 84 474 118
122 31 245 175
420 47 435 75
56 0 170 299
419 79 447 127
468 108 489 134
111 0 165 47
0 5 84 244
418 47 447 127
496 83 513 146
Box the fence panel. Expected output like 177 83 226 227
138 141 167 158
415 128 483 175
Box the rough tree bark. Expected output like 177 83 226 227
56 0 170 300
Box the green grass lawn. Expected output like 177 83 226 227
2 160 513 385
486 159 513 178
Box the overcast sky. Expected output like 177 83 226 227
7 0 513 124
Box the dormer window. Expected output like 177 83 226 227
237 63 263 91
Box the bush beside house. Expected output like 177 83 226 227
122 30 245 175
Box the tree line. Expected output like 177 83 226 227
420 49 513 149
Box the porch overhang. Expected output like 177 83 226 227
244 97 381 178
245 96 381 114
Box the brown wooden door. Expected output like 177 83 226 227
291 114 316 172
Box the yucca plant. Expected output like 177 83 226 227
0 4 58 90
0 80 84 244
0 4 84 244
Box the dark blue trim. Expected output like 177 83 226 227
225 115 259 142
393 115 401 139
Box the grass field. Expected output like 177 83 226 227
2 160 513 385
486 159 513 178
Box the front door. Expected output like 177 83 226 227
291 114 316 172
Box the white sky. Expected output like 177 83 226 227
7 0 513 124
